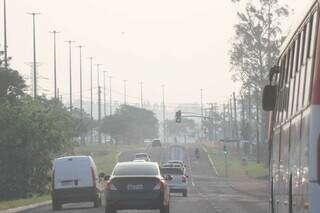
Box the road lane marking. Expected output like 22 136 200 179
201 145 219 176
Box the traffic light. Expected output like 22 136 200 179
175 110 182 123
223 144 228 155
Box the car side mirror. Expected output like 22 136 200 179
262 85 277 111
104 175 110 181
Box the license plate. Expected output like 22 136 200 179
61 180 73 186
127 184 144 191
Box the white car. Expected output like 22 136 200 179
161 166 188 197
134 153 151 162
51 156 103 210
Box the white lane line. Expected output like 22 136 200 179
186 148 195 187
201 145 219 176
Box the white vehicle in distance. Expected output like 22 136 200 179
134 153 151 162
51 156 103 210
167 160 186 173
161 166 188 197
133 159 147 162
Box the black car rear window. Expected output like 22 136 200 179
161 167 183 175
113 164 159 176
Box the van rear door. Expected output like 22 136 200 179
54 157 93 189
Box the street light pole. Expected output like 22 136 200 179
162 84 166 143
3 0 8 69
88 57 94 120
50 30 60 99
65 40 75 111
27 12 40 98
77 45 84 118
109 76 112 116
102 71 108 117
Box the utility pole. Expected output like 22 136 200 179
140 82 143 108
27 12 40 98
223 104 226 140
233 92 239 152
96 64 102 144
248 87 252 143
109 76 112 116
49 30 60 99
162 85 166 143
123 80 127 105
65 40 75 111
77 45 84 118
255 89 260 163
241 95 245 140
229 98 233 138
88 57 94 120
3 0 8 69
102 71 108 117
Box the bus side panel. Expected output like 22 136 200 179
311 4 320 105
272 130 281 213
309 106 320 213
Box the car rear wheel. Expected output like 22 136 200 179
105 206 116 213
94 195 102 208
183 190 187 197
160 204 170 213
52 200 62 211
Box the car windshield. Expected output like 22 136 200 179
113 164 159 176
161 167 184 175
135 154 147 158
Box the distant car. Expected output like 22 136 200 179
133 159 147 162
161 166 188 197
134 153 151 161
105 162 170 213
162 163 183 169
167 160 185 168
51 156 102 210
152 139 162 147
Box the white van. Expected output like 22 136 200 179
51 156 102 210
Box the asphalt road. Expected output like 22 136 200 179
20 143 268 213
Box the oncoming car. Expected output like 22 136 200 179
104 162 170 213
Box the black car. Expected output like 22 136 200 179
105 162 170 213
152 139 162 147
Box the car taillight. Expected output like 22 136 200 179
182 175 187 183
90 167 96 188
106 181 117 191
154 180 165 191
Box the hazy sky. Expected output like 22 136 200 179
0 0 308 107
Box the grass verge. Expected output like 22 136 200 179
0 194 50 211
0 143 145 211
204 144 268 179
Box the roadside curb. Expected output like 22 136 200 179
1 201 51 213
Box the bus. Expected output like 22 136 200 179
263 1 320 212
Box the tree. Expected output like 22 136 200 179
0 97 77 199
167 118 197 138
0 67 26 102
101 105 158 144
230 0 289 90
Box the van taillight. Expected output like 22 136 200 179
106 181 117 191
91 167 96 188
182 175 187 183
154 179 165 191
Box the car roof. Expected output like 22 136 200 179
116 161 158 166
135 153 148 155
54 155 91 161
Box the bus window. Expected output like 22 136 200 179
304 12 318 107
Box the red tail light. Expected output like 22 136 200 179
154 179 165 191
90 167 96 188
106 181 117 191
182 175 187 183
